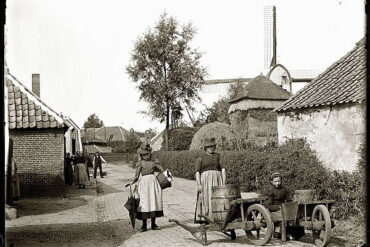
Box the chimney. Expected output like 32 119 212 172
32 74 40 97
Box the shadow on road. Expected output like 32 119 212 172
6 219 134 247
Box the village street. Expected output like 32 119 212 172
5 162 349 247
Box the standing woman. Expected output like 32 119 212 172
130 144 165 232
194 137 226 223
74 151 88 189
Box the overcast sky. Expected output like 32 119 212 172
6 0 365 132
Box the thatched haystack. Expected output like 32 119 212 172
189 122 238 150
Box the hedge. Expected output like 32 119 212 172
152 138 365 220
102 152 138 164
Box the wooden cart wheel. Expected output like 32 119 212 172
245 204 273 246
312 205 331 247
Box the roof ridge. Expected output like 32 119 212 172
275 38 365 112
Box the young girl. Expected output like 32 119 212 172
194 137 226 223
131 144 165 232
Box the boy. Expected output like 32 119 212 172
265 172 294 239
266 172 291 211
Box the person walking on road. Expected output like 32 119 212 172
93 151 106 179
130 144 165 232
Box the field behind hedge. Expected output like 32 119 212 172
152 139 365 221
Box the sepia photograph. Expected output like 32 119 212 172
3 0 367 246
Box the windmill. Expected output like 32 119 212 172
264 6 323 93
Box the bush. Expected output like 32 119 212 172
107 139 142 153
102 153 138 164
161 127 199 151
152 138 365 220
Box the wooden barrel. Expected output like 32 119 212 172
294 189 316 202
211 184 241 222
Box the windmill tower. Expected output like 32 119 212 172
264 6 322 93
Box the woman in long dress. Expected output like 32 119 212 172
74 152 88 189
130 144 165 232
194 137 227 223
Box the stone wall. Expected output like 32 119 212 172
277 103 365 171
9 128 66 196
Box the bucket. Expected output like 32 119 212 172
294 189 316 202
211 184 241 222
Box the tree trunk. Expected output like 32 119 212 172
165 99 170 151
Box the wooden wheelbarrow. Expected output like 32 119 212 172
169 197 274 246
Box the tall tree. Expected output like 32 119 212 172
83 113 104 128
126 12 207 149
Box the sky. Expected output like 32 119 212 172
5 0 365 132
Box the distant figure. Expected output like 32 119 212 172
74 151 88 189
93 152 106 179
11 159 20 201
65 153 74 186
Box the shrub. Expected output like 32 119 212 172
160 127 199 151
152 138 365 220
102 153 138 164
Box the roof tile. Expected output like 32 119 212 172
276 38 366 112
9 110 15 117
50 121 57 128
30 121 36 128
8 104 15 111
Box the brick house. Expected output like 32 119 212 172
6 72 79 196
275 38 366 171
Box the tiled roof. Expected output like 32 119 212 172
81 128 107 144
95 126 130 142
275 38 366 112
229 75 292 103
6 73 65 129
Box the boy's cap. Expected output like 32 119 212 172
270 172 282 181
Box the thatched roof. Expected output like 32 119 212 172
229 75 292 103
189 122 238 150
